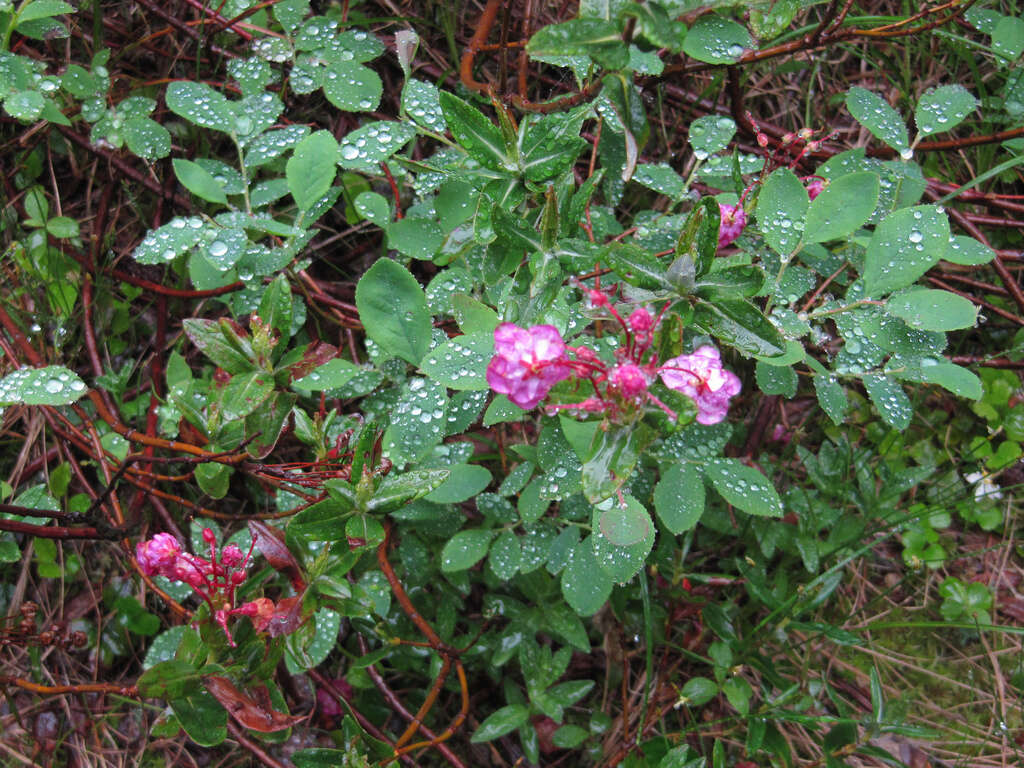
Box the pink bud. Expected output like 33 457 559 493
718 203 747 249
220 544 244 567
805 177 826 200
627 307 653 334
610 364 649 400
201 527 217 545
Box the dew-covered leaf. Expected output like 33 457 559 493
438 91 508 171
653 462 704 534
132 217 208 264
419 332 493 390
688 114 736 158
915 85 977 137
173 158 228 204
561 537 613 615
863 205 949 296
632 163 685 200
846 87 909 153
757 168 808 256
803 172 879 243
705 459 783 517
382 377 448 467
337 121 417 170
244 125 310 168
123 117 171 160
355 259 432 365
0 365 87 406
323 62 381 112
402 78 446 133
886 288 977 331
166 81 235 133
440 529 494 572
683 14 752 64
863 374 912 429
287 130 338 212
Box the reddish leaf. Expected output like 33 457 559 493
249 521 306 591
265 594 306 638
203 676 305 732
286 341 339 381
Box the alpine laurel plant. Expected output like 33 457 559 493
0 1 1014 764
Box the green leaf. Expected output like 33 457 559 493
846 86 909 153
653 463 704 534
165 81 236 133
287 130 338 212
633 163 686 200
285 608 341 672
386 217 445 260
599 242 668 290
527 18 628 70
489 530 521 580
755 361 797 397
915 85 977 137
425 464 492 503
293 358 359 390
17 0 73 23
680 676 718 707
338 121 417 170
682 14 752 64
863 374 912 430
945 235 995 266
133 217 207 265
591 505 653 583
696 265 764 297
705 459 783 517
402 78 446 133
440 529 495 572
182 319 254 374
323 62 382 112
756 168 808 256
367 469 450 514
4 90 44 121
172 159 228 204
123 117 171 160
470 704 530 743
675 196 720 279
355 259 432 365
0 365 87 406
814 376 847 425
438 91 508 171
689 115 736 158
863 205 950 296
171 690 227 747
886 288 977 331
693 297 786 357
993 16 1024 61
561 537 613 615
382 377 448 467
723 677 752 715
918 362 982 400
195 461 231 499
803 172 879 243
597 495 651 546
137 660 203 699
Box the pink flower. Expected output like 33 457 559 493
659 345 741 425
805 177 826 200
610 363 649 400
486 323 572 409
718 203 747 249
135 534 181 578
232 597 276 633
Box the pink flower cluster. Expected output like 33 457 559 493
136 529 273 646
486 288 741 425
